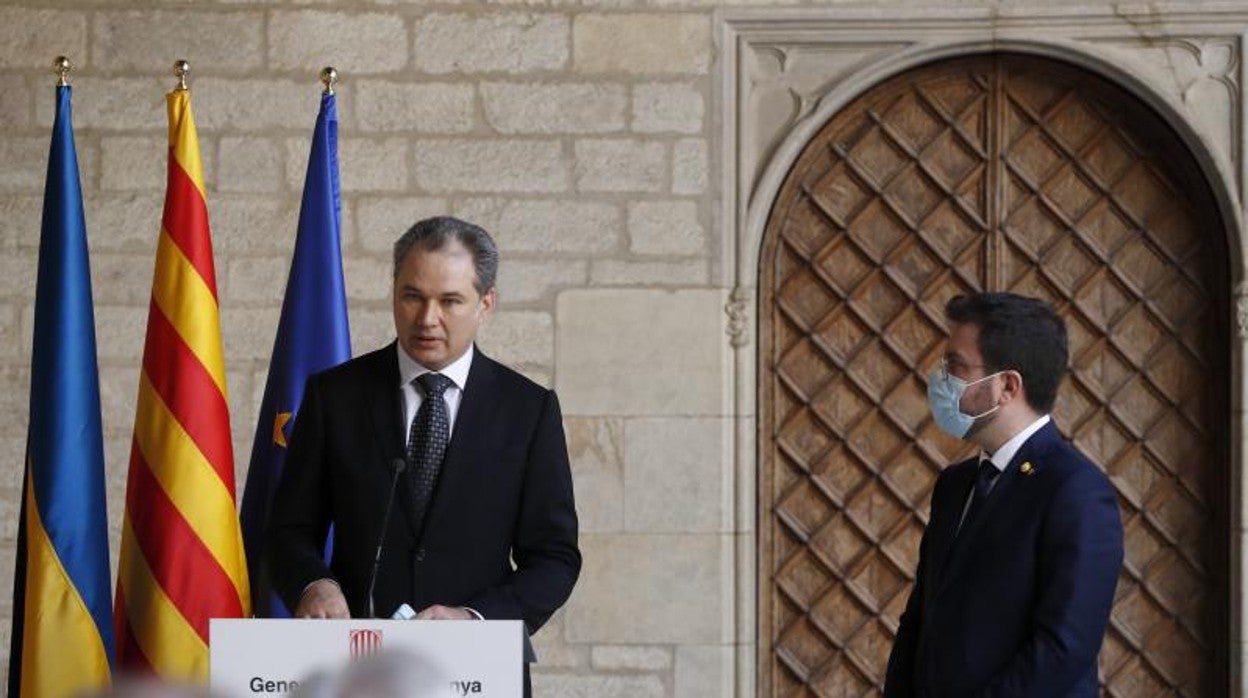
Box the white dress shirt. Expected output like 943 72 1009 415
299 344 481 617
394 342 483 621
984 414 1051 479
397 343 474 442
957 414 1051 531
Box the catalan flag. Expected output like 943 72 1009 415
240 89 350 617
8 83 114 698
114 84 250 678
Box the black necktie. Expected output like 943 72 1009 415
406 373 453 533
958 459 1000 535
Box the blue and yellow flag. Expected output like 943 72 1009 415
240 90 351 617
9 84 114 697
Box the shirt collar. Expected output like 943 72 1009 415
984 414 1050 473
396 342 473 392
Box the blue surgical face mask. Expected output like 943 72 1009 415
928 363 1004 439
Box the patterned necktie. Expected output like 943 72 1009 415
406 372 454 534
957 459 1000 535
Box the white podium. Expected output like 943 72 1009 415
210 619 524 697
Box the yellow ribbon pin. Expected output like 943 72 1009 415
1020 461 1034 475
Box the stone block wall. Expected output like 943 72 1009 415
3 1 1208 695
0 2 723 694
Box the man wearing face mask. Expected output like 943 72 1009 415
884 292 1123 697
267 217 581 694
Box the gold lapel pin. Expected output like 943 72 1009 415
1020 461 1034 475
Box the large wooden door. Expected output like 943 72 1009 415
759 54 1228 697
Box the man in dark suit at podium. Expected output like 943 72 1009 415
267 217 581 692
884 293 1123 697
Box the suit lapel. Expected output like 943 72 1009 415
935 464 1022 595
367 342 420 536
934 421 1060 596
417 346 498 543
927 460 976 591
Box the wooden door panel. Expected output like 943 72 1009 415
760 55 1227 697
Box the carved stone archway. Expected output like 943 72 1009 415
720 7 1248 697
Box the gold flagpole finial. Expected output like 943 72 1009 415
53 56 71 87
173 60 190 91
320 67 338 95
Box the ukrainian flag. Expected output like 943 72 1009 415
8 84 114 697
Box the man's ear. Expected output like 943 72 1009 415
1001 370 1024 404
479 288 497 318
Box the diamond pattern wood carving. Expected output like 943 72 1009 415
760 55 1228 697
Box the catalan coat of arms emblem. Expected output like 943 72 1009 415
349 628 383 660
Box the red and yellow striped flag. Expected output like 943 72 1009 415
115 85 250 678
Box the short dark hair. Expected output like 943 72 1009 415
393 216 499 295
945 292 1068 413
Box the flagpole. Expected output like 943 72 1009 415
54 56 70 87
321 66 337 95
239 65 351 618
174 59 189 91
10 53 115 697
115 52 250 677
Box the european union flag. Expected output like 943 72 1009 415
240 91 351 617
9 84 114 697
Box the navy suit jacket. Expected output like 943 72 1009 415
266 343 581 632
884 421 1123 697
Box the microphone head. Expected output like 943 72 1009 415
391 457 406 474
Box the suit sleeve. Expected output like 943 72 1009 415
265 374 336 610
885 531 925 697
976 466 1124 697
466 389 582 632
884 470 947 698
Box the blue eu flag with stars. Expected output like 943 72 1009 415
240 91 351 617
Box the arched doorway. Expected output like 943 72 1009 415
758 54 1230 696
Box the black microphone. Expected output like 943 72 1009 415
367 457 406 618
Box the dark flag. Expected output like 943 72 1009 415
9 80 114 697
240 89 351 617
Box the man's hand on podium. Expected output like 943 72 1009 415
416 604 473 620
296 579 350 619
